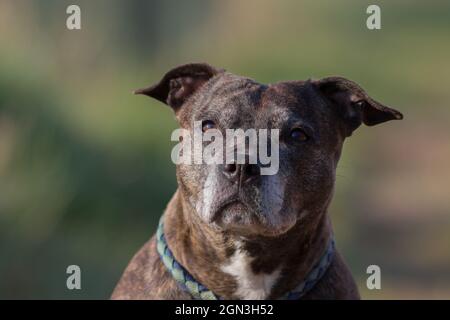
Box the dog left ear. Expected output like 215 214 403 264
313 76 403 136
134 63 223 112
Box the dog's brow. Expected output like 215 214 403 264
211 76 251 98
194 78 254 119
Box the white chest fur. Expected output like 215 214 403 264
221 243 281 300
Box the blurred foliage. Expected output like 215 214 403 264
0 0 449 299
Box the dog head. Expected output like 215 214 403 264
136 63 403 237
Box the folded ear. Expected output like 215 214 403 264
134 63 224 112
313 77 403 136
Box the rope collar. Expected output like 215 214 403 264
156 215 335 300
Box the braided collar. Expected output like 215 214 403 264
156 215 335 300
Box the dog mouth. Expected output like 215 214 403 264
207 194 299 237
211 198 262 233
211 198 245 221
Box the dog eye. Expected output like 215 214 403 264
290 128 308 142
354 100 366 108
202 120 216 132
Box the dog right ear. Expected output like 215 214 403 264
134 63 223 112
313 76 403 136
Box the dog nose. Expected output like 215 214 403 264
222 162 260 183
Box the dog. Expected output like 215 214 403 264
111 63 402 300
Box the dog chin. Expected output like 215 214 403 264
210 201 296 237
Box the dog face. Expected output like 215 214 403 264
136 63 402 237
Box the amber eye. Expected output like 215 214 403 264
290 128 308 141
202 120 216 132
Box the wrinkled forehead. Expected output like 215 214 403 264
182 74 256 128
262 81 330 126
188 73 327 129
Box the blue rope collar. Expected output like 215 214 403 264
156 215 335 300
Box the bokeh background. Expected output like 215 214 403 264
0 0 449 299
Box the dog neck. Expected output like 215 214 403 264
163 189 333 300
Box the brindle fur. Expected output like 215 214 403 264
111 63 402 300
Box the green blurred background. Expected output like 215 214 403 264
0 0 449 299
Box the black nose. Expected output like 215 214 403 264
222 162 260 183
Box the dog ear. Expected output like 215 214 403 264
134 63 223 112
313 77 403 136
